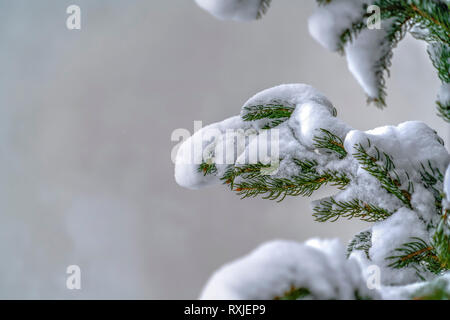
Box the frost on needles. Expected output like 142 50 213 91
175 0 450 300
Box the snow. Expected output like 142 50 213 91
381 272 450 299
438 82 450 106
200 239 378 299
410 184 439 222
183 1 450 299
369 208 431 285
444 164 450 209
174 116 249 189
195 0 266 21
308 1 396 102
241 83 336 123
307 0 390 101
175 84 348 189
201 236 450 300
308 0 367 51
242 84 350 147
344 21 393 101
344 121 450 174
175 83 450 298
289 100 350 149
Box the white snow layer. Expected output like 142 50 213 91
308 1 394 101
201 238 450 300
200 239 379 299
344 22 392 100
344 121 449 173
438 82 450 106
444 164 450 209
174 115 249 189
175 84 350 189
369 208 432 285
195 0 265 21
308 0 367 51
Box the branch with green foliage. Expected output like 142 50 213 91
179 92 449 282
312 0 450 120
179 0 450 300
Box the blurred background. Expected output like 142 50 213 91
0 0 447 299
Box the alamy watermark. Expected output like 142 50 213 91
66 265 81 290
367 5 381 30
66 5 81 30
366 264 381 290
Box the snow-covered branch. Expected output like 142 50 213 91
194 0 450 120
175 83 450 298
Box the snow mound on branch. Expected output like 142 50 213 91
444 164 450 209
344 121 449 173
344 21 393 101
370 208 431 285
381 272 450 299
242 84 334 112
438 82 450 106
308 0 367 51
289 100 349 148
174 84 350 189
195 0 267 21
200 239 378 299
174 116 249 189
308 1 393 102
241 84 350 145
342 121 449 227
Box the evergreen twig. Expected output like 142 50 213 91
313 197 391 222
198 161 217 176
232 159 349 202
313 129 348 158
256 0 272 19
353 142 413 209
347 230 372 259
432 211 450 270
241 101 295 129
387 237 443 277
419 160 444 213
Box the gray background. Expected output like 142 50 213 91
0 1 447 298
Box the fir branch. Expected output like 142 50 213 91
387 237 443 276
347 230 372 259
412 274 450 300
315 0 333 6
198 161 217 176
432 211 450 270
313 198 391 222
274 286 311 300
221 163 273 189
369 15 412 107
338 12 370 54
376 0 450 44
256 0 272 19
274 285 371 300
419 160 444 213
313 128 348 158
437 100 450 123
292 158 318 173
232 159 349 202
374 0 449 111
427 42 449 121
337 0 449 107
427 43 450 83
353 142 413 209
241 101 295 129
